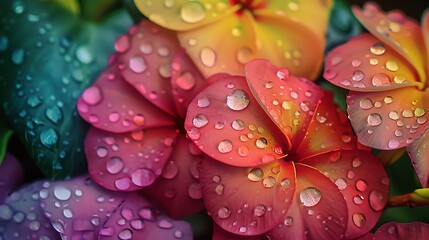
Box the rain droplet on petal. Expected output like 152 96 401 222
76 46 94 64
131 168 156 187
180 1 206 23
370 42 385 55
12 48 25 65
352 70 364 81
217 207 231 219
300 187 322 207
54 186 72 201
284 217 293 226
82 86 102 105
335 178 347 190
253 205 266 217
106 157 124 174
231 119 245 130
367 113 382 126
217 140 233 153
175 71 196 90
255 137 268 149
372 73 391 86
385 60 398 72
355 180 367 192
200 47 216 67
115 35 130 53
262 176 276 188
248 168 264 181
369 190 386 211
226 89 250 111
192 114 208 128
129 56 147 73
197 97 211 108
352 213 366 228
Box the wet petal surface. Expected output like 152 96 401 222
407 128 429 187
360 222 429 240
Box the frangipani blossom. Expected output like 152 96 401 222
77 20 211 218
360 222 429 240
323 3 429 187
133 0 333 80
184 59 389 239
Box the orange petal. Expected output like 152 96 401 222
324 33 422 91
200 158 296 236
407 128 429 187
267 164 347 239
296 91 358 160
115 20 181 116
423 9 429 82
346 87 429 150
352 3 427 83
263 0 332 41
245 59 324 150
184 76 289 167
250 10 325 80
133 0 239 31
302 150 389 239
177 12 258 78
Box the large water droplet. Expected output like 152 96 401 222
299 187 322 207
40 128 58 148
12 48 25 65
131 168 156 187
226 89 250 111
367 113 382 126
118 228 133 240
217 140 233 153
248 168 264 181
369 190 386 211
129 56 147 73
54 186 72 201
197 97 211 108
200 47 216 67
335 178 347 190
180 2 206 23
355 179 367 192
76 46 94 64
45 106 62 124
352 213 366 228
372 73 391 86
192 114 208 128
162 161 179 179
106 157 124 174
284 217 293 226
370 42 385 55
82 86 102 105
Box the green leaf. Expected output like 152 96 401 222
0 0 132 179
0 109 13 165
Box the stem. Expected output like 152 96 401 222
78 0 121 22
388 189 429 208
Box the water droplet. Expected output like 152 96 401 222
40 128 58 148
355 180 367 192
217 207 231 219
162 161 179 179
175 71 195 90
12 48 25 65
115 177 131 190
352 157 361 168
140 43 153 54
352 60 362 67
353 195 364 205
197 97 211 108
300 187 322 207
180 2 206 23
82 86 102 105
352 70 364 81
76 46 93 64
281 178 291 188
388 139 400 149
367 113 382 126
0 204 13 220
369 190 386 211
231 119 245 130
284 217 293 226
369 58 379 65
129 56 147 73
118 228 133 240
335 178 347 190
215 184 224 195
402 109 413 118
385 60 398 72
255 137 268 149
214 121 225 129
248 168 264 181
192 114 208 128
45 106 62 124
226 89 250 111
27 96 42 107
372 73 391 86
217 140 233 153
131 168 155 187
200 47 216 67
54 186 71 201
238 146 249 157
370 42 385 55
115 36 130 53
263 176 276 188
253 205 266 217
352 213 366 228
414 107 425 117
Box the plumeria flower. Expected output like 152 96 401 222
360 222 429 240
77 20 215 218
184 59 389 239
133 0 333 80
323 3 429 187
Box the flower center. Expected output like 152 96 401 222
230 0 267 15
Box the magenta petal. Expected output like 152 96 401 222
85 127 178 191
359 222 429 240
213 223 267 240
39 176 125 239
0 181 59 239
267 164 347 239
116 20 181 116
78 66 175 133
0 153 23 203
99 191 193 240
141 135 205 219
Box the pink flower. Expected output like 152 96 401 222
324 3 429 187
360 222 429 240
184 59 389 239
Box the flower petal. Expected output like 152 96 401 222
251 11 325 80
267 164 347 240
407 128 429 187
85 126 178 191
352 3 427 82
296 91 358 160
346 87 429 150
171 49 211 117
0 153 23 203
116 20 181 115
0 181 59 239
78 66 175 133
245 59 323 150
133 0 239 31
212 223 267 240
423 9 429 79
302 150 389 239
177 12 258 78
141 135 205 219
360 222 429 240
324 33 422 91
200 158 296 236
99 191 193 240
184 75 288 167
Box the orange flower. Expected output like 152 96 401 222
324 3 429 187
133 0 332 80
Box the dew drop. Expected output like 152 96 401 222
300 187 322 207
335 178 347 190
255 137 268 149
217 207 231 219
414 107 425 117
217 140 233 153
115 36 130 53
262 176 276 188
402 109 413 118
248 168 264 182
200 47 216 67
236 47 253 64
131 168 156 187
12 48 25 65
188 183 202 199
372 73 391 86
175 71 195 90
82 86 102 105
115 177 131 191
281 178 291 188
284 217 293 226
388 139 400 149
231 119 245 130
180 2 206 23
355 180 367 192
370 42 385 55
192 114 208 128
253 205 266 217
352 70 364 81
353 195 364 205
76 46 93 64
0 36 8 51
352 213 366 228
129 56 147 73
40 128 58 148
369 190 386 211
226 89 250 111
385 60 398 72
106 157 124 174
162 161 179 179
118 229 133 240
367 113 382 126
197 97 211 108
54 186 71 201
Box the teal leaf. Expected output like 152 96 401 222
0 0 132 179
0 109 13 165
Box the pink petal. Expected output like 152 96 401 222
324 33 422 91
0 181 59 239
353 3 427 82
346 87 429 150
0 153 23 203
99 191 193 240
85 127 178 191
78 66 175 133
141 135 205 219
245 59 324 150
171 49 210 117
407 128 429 187
267 164 347 239
359 222 429 240
115 20 181 116
302 150 390 239
296 91 358 160
200 157 296 236
213 223 267 240
184 75 288 167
